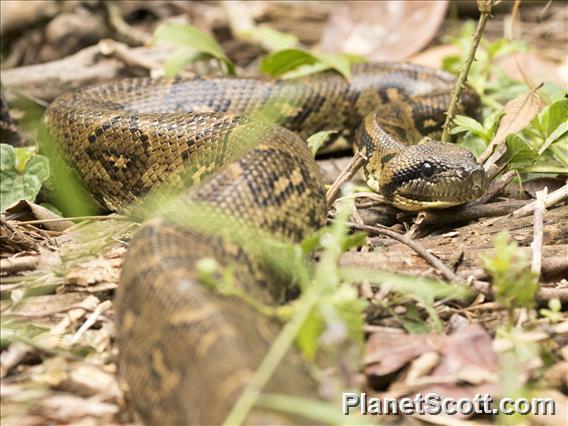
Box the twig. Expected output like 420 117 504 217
530 188 548 278
105 2 150 46
537 287 568 304
0 256 39 274
70 300 112 345
414 199 527 228
471 279 568 305
333 220 459 283
441 0 493 142
512 183 568 218
325 151 368 208
98 39 162 74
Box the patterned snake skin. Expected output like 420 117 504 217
45 63 487 425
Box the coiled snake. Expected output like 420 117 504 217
46 63 487 425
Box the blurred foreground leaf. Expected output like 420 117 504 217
152 22 235 76
260 49 365 80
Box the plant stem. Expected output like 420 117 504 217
441 0 493 142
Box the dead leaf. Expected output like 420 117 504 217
479 86 544 164
319 1 448 61
4 200 74 232
364 330 429 376
365 324 500 418
496 52 567 88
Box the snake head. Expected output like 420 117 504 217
379 141 487 211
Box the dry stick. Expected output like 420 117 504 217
98 39 163 74
0 256 40 274
441 0 494 142
414 199 526 228
105 2 150 45
531 188 548 278
325 151 368 207
512 183 568 218
335 220 459 283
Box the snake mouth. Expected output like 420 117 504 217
387 166 487 211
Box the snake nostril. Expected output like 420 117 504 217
457 167 467 179
470 168 487 193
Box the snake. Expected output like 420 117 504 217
45 63 487 425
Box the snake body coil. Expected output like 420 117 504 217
46 63 486 425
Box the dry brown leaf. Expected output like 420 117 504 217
319 1 448 61
496 52 567 87
480 86 544 164
4 200 74 232
364 330 429 376
365 324 500 418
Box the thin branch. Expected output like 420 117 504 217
334 220 460 283
105 2 150 46
530 188 547 278
512 182 568 218
441 0 493 142
325 151 367 208
414 199 526 228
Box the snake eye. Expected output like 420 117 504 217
421 162 435 178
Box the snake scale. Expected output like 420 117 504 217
45 63 487 425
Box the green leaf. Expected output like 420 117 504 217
259 48 365 80
279 62 331 80
451 115 487 139
506 134 538 169
256 394 374 425
152 22 235 75
14 148 34 173
260 49 319 77
1 144 50 211
163 47 208 78
238 26 298 51
538 121 567 156
306 130 337 155
481 232 538 311
341 231 367 252
538 99 568 138
295 310 323 360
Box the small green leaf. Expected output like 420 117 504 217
259 48 365 80
14 148 34 173
341 231 367 252
538 121 567 156
295 310 323 360
260 49 319 77
451 115 486 139
152 22 235 75
538 99 568 138
481 231 538 312
0 144 50 212
238 26 298 52
163 47 207 78
307 130 337 155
